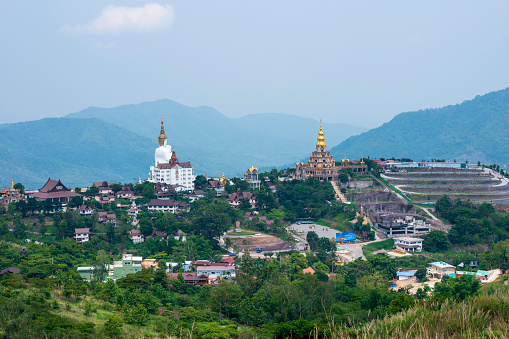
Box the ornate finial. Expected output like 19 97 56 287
11 180 14 189
316 120 326 149
158 117 167 147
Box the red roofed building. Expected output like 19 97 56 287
167 272 209 286
31 178 82 204
227 189 257 209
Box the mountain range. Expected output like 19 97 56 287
0 101 366 188
331 88 509 167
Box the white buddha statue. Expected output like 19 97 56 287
155 118 171 166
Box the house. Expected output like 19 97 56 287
79 204 93 216
184 190 206 202
196 263 236 281
207 176 226 196
245 212 256 220
173 230 186 241
129 229 144 244
116 186 134 199
142 259 159 269
167 272 209 286
146 199 189 213
396 270 417 281
74 228 90 244
147 231 168 240
113 254 143 280
244 167 261 190
394 237 423 252
97 212 117 224
302 267 315 274
0 267 21 275
427 261 456 279
227 189 257 209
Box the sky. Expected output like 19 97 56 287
1 1 508 128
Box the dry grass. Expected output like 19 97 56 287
324 290 509 339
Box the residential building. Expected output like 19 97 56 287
394 237 423 252
74 228 90 244
396 270 418 281
244 167 261 190
0 267 21 275
142 259 158 269
227 188 257 209
147 231 168 240
167 272 209 286
129 229 144 244
127 201 140 217
146 199 189 213
196 263 236 282
148 118 194 191
79 204 93 216
113 254 143 280
116 186 134 199
302 267 315 274
173 230 186 241
427 261 456 279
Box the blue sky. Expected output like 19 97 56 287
1 1 508 128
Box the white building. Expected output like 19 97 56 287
394 236 423 252
74 228 90 244
148 118 195 191
129 229 144 244
146 199 189 213
196 264 236 281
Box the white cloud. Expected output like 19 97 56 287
64 3 174 34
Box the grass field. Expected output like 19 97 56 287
316 215 353 232
362 238 394 256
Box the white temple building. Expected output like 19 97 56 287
148 118 194 191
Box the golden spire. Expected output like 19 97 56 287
316 119 326 149
11 180 14 189
158 117 167 147
220 172 228 186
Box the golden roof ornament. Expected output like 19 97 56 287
220 172 228 186
316 119 326 149
11 180 14 189
158 117 167 147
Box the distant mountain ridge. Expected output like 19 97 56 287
0 100 367 187
66 99 367 177
331 88 509 167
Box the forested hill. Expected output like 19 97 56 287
0 118 153 188
66 99 367 176
331 88 509 167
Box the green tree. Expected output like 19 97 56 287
422 230 451 252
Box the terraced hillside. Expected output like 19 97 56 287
382 167 509 204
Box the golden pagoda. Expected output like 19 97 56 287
158 118 167 147
316 120 326 149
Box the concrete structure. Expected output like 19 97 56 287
74 228 90 244
427 261 456 279
371 214 430 236
148 118 194 191
113 254 143 280
146 199 189 213
394 237 423 252
0 181 26 207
